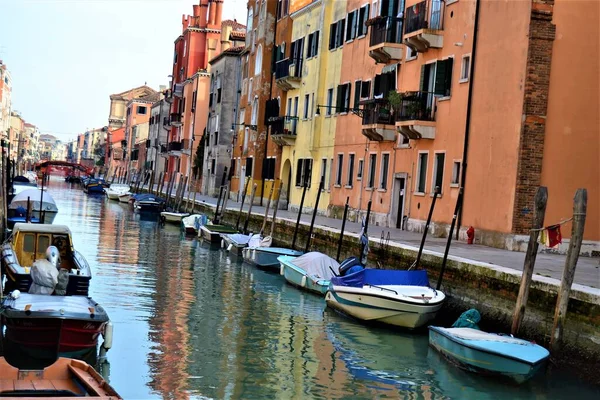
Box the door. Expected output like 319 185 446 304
395 177 406 229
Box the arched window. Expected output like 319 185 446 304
251 97 259 125
254 45 263 76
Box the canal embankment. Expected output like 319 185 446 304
164 189 600 385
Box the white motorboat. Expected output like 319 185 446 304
105 184 130 200
118 192 131 203
160 211 190 224
326 269 445 329
182 214 207 234
8 188 58 224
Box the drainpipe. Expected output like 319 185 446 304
260 1 279 206
455 0 480 240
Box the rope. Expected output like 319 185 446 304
530 217 573 232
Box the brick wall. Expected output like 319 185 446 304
512 0 556 234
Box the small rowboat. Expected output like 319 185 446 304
160 211 190 224
428 326 550 383
198 224 238 244
0 357 122 399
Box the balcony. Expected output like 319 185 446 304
168 141 183 156
404 0 444 53
368 17 404 64
160 144 168 155
360 99 396 142
275 58 301 91
270 116 298 146
395 91 436 140
181 138 193 155
170 113 182 127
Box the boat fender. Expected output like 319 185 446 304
221 239 225 248
102 321 113 350
301 275 307 287
227 244 233 252
280 264 284 276
10 290 20 299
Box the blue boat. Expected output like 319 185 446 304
84 178 107 194
242 246 303 272
428 326 549 383
279 252 341 295
132 194 166 213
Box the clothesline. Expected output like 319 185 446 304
530 217 573 232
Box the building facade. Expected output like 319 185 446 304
0 61 12 139
146 96 169 179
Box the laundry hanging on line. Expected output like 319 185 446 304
538 224 563 248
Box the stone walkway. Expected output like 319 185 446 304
145 185 600 289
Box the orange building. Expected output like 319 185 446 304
326 0 598 254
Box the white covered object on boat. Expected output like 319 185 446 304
9 189 58 213
289 252 340 281
29 259 58 295
248 234 272 248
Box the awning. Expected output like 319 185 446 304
382 62 399 74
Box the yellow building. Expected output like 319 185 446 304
275 0 345 214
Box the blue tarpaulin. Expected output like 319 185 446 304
331 269 430 288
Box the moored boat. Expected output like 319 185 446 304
1 292 110 356
182 214 207 234
84 178 108 194
105 184 130 200
0 357 121 399
8 188 58 224
1 223 92 295
326 269 445 329
242 246 303 271
118 192 131 203
160 211 190 224
222 234 272 256
428 326 549 383
279 252 341 295
198 224 238 244
132 194 165 212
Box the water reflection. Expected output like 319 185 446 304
7 178 596 400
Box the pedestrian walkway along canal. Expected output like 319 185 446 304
14 180 596 399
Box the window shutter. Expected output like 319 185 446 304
290 41 296 63
419 64 426 92
314 31 319 56
338 19 345 46
434 59 447 96
444 58 453 96
363 5 370 35
296 159 303 186
329 23 335 50
353 10 359 38
354 81 362 109
345 83 351 111
336 85 344 110
374 74 381 96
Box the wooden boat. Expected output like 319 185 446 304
182 214 206 234
222 234 272 257
1 292 110 356
1 223 92 296
105 184 130 200
160 211 190 224
242 246 303 271
117 192 131 203
428 326 550 383
8 189 58 224
198 224 238 244
0 357 121 399
326 269 445 329
279 252 341 295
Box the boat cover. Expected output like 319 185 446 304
29 260 59 295
2 293 108 321
438 328 532 345
452 309 481 329
248 234 272 248
290 252 340 279
133 194 165 203
331 269 430 288
9 189 58 212
12 223 71 235
227 234 252 246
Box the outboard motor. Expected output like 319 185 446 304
338 256 364 277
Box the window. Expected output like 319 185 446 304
216 77 222 103
432 153 445 193
245 157 253 177
290 38 304 76
379 154 389 190
287 98 292 117
255 44 263 75
371 0 379 17
358 4 370 37
347 154 355 187
303 94 310 119
354 80 362 109
211 159 216 175
360 80 371 99
320 158 328 190
296 159 313 187
251 97 258 125
307 31 320 58
275 43 286 62
460 54 471 82
243 128 249 152
264 158 276 180
248 78 253 100
214 131 219 146
326 88 334 116
424 58 453 97
231 159 236 178
406 45 417 60
367 154 377 188
278 0 290 19
346 10 358 42
137 106 147 115
357 159 364 180
336 83 351 113
335 154 344 186
416 152 428 193
374 69 396 98
24 234 35 252
451 161 461 185
329 19 346 50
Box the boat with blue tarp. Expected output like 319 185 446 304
132 194 166 212
326 269 445 329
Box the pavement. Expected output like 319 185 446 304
144 184 600 289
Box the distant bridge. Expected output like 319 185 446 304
34 160 95 176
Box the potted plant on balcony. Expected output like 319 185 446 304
366 15 387 27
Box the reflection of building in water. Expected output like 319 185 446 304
146 236 195 400
96 203 140 268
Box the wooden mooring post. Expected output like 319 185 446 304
511 186 548 335
550 188 587 353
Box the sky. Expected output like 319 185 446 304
0 0 247 143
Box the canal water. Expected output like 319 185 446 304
13 178 598 399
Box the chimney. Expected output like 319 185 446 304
208 0 217 26
214 0 223 27
199 0 209 28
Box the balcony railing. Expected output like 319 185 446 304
170 113 182 126
270 116 298 136
275 58 291 80
361 100 395 125
405 0 444 34
395 91 436 122
168 141 183 151
369 17 403 47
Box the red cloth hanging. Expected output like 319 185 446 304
546 224 562 248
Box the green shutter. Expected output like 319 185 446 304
354 81 362 109
444 58 453 96
435 59 453 96
419 64 426 92
329 23 335 50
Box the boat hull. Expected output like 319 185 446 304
118 194 131 203
134 201 164 212
326 288 443 329
199 225 237 244
84 185 105 194
160 212 189 223
428 326 548 383
242 247 303 272
281 259 329 295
